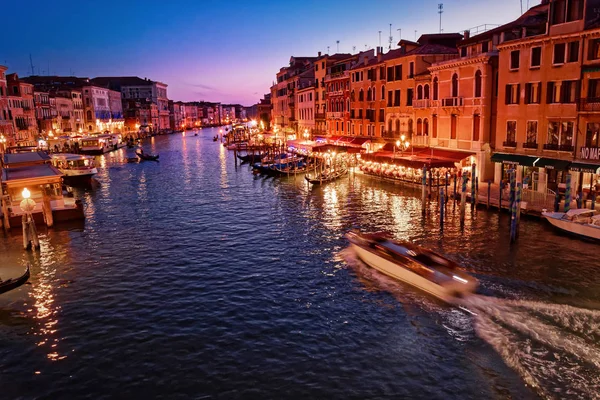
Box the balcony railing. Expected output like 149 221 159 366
326 112 343 119
543 143 574 152
315 113 326 120
441 97 464 107
523 142 538 149
579 97 600 112
413 99 430 109
328 90 344 96
503 140 517 147
412 135 430 147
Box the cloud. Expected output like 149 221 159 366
188 83 216 91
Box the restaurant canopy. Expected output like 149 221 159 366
570 161 600 173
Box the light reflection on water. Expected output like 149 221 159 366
0 129 598 399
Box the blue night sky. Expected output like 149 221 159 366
1 0 532 106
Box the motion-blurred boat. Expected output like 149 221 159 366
346 230 478 303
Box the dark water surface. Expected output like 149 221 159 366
1 128 599 399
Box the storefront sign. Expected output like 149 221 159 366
580 147 600 160
585 0 600 29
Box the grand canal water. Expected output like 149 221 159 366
1 127 600 399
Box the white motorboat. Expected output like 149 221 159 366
345 230 478 303
51 153 98 184
541 208 600 240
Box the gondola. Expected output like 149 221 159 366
213 136 219 142
136 151 160 161
237 153 266 163
305 168 348 185
0 264 31 295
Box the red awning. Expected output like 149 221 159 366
350 137 370 145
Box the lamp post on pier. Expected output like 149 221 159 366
20 188 40 250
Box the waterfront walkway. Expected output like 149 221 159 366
355 170 596 217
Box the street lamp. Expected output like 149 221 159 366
0 134 6 154
20 187 39 250
303 128 309 142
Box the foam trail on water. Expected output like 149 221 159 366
461 295 600 400
339 246 600 399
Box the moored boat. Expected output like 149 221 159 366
305 167 348 185
541 208 600 240
50 154 98 185
0 264 31 295
136 151 159 161
346 230 478 303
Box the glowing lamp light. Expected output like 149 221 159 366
396 140 400 148
401 134 406 142
22 188 31 199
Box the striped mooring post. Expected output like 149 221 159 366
471 163 476 206
460 173 468 222
421 165 427 214
564 173 572 212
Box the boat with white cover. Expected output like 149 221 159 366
50 153 98 184
541 208 600 240
346 230 478 303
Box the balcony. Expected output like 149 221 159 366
412 135 430 147
579 97 600 112
328 90 344 96
441 97 464 107
315 112 326 120
543 143 574 152
523 142 538 149
326 112 343 119
413 99 430 109
326 71 349 80
503 140 517 147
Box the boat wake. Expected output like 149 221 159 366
338 247 600 399
461 295 600 399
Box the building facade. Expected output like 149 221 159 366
0 65 12 149
7 73 37 146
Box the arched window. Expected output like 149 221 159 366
347 99 350 112
388 119 393 133
452 73 459 97
395 119 400 134
433 77 439 100
424 84 430 99
408 119 413 136
351 90 355 101
86 110 92 120
382 85 386 99
417 118 423 135
423 118 429 136
474 70 482 98
367 88 372 101
417 85 423 100
359 89 364 101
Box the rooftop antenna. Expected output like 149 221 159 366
397 29 401 46
415 30 418 41
389 24 393 50
353 46 356 53
327 45 330 54
336 40 340 52
29 54 35 76
520 0 523 14
438 3 444 33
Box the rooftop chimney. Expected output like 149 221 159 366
463 30 470 40
318 51 322 57
377 47 382 62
